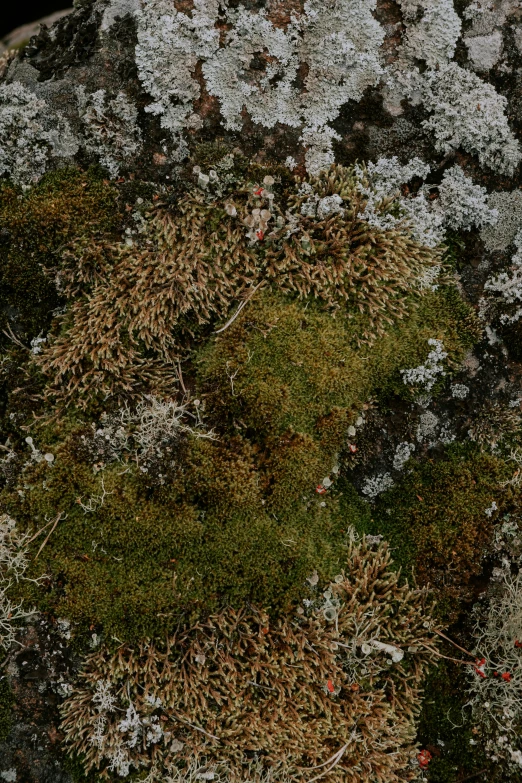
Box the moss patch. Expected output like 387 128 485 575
0 167 120 352
198 285 480 442
1 279 481 640
416 661 494 782
370 448 509 620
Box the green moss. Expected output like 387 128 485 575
0 676 14 741
3 426 359 638
63 752 105 783
0 273 482 640
370 447 509 620
0 167 120 351
198 285 479 441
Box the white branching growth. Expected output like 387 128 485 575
0 514 38 652
437 166 498 231
467 569 522 770
96 396 215 459
80 396 216 485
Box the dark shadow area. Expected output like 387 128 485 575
1 2 70 40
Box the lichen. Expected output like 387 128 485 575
0 82 78 188
481 190 522 252
418 63 521 176
135 0 384 174
76 87 142 177
399 0 462 68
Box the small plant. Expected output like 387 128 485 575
0 513 39 653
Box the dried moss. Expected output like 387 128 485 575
60 541 437 782
32 162 448 406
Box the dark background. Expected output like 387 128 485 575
1 2 70 40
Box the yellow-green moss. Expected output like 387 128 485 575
2 428 358 638
197 285 479 442
1 276 480 640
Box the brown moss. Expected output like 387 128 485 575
60 539 438 782
34 164 443 406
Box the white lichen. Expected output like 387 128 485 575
361 472 395 498
416 410 440 442
393 442 415 471
436 165 498 231
484 230 522 326
451 383 469 399
401 338 447 391
135 0 385 174
399 0 462 68
0 514 39 651
0 82 78 188
355 156 446 247
418 63 521 176
135 0 220 156
481 191 522 252
464 31 503 72
101 0 141 31
76 87 142 178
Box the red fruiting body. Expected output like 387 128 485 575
316 485 327 494
501 672 512 682
327 680 335 693
417 749 432 770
